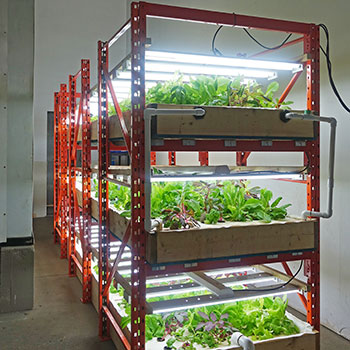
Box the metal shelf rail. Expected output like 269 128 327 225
53 2 321 349
54 59 93 303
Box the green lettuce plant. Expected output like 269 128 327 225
91 73 293 120
104 180 290 227
118 293 300 348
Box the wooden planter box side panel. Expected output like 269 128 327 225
109 111 131 139
77 188 315 265
253 332 317 350
155 220 316 263
77 112 131 142
153 105 315 139
108 209 130 242
78 106 314 142
76 188 129 242
144 331 317 350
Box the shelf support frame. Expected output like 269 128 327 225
81 59 93 303
59 83 69 259
98 40 111 340
88 2 322 349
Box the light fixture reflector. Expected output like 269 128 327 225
152 288 299 314
146 50 303 72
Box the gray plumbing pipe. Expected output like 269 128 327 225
284 112 337 219
144 107 206 232
231 332 255 350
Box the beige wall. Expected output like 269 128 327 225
33 0 128 217
34 0 350 339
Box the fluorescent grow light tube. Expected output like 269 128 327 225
152 288 299 314
147 276 275 299
116 73 256 86
117 71 190 82
146 51 303 72
146 267 255 284
145 62 277 79
151 173 304 182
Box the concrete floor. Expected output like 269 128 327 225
0 216 349 349
0 217 114 350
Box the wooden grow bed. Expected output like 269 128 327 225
246 333 318 350
76 188 316 265
74 250 318 350
77 105 315 142
146 332 318 350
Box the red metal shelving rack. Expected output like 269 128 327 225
54 83 69 259
53 2 321 349
98 3 320 349
54 59 93 303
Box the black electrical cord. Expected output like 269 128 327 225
212 24 293 56
237 260 304 293
212 25 224 56
242 28 293 51
212 21 349 112
319 23 350 113
298 151 311 174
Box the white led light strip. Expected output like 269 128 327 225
146 51 303 72
146 267 255 284
152 289 298 314
151 173 304 183
144 62 276 79
147 275 275 298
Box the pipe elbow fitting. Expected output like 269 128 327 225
329 117 337 127
302 210 333 219
302 210 310 219
231 332 255 350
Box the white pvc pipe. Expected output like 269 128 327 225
285 112 337 219
231 332 255 350
144 107 206 232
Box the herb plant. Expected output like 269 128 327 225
144 75 292 109
90 73 293 120
118 292 300 348
104 180 291 228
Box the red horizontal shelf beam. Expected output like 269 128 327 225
141 1 313 34
146 251 314 277
76 145 98 151
151 140 312 152
109 144 128 151
71 254 83 274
